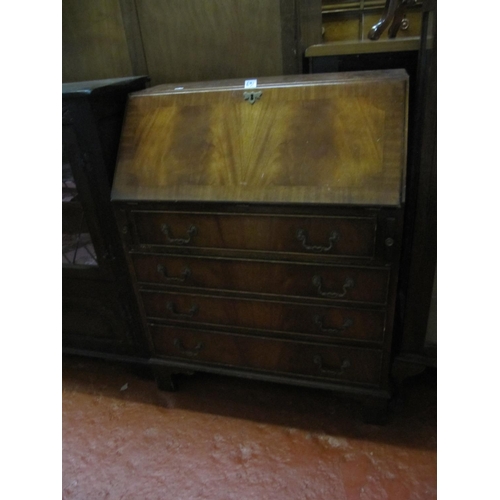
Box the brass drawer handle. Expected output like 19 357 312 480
312 276 354 298
156 264 191 283
314 316 353 335
314 356 351 376
161 224 197 245
296 229 339 253
166 301 199 319
174 338 204 357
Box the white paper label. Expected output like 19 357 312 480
244 79 257 89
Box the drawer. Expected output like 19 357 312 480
150 324 383 386
131 211 376 258
141 291 386 343
132 254 389 305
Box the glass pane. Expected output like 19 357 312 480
62 161 78 203
62 230 98 266
62 159 98 267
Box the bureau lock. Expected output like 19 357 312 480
243 91 262 105
385 237 394 247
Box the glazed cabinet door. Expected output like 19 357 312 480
62 119 114 279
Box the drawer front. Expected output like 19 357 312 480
131 212 376 258
141 291 386 343
132 254 389 304
150 325 383 386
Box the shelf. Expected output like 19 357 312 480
306 37 420 57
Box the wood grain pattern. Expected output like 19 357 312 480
131 211 376 258
118 0 148 76
297 0 323 50
323 12 362 42
135 0 284 85
62 0 133 82
150 324 383 385
132 254 390 305
305 38 421 57
112 71 408 205
141 290 386 343
279 0 322 74
63 0 321 86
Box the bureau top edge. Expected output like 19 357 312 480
110 194 404 208
128 69 408 98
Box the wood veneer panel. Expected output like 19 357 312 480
132 254 390 305
150 324 383 385
141 291 386 343
112 71 408 205
62 0 133 82
131 212 376 258
135 0 284 85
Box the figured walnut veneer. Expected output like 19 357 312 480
112 71 407 205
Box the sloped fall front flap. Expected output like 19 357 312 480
112 70 408 206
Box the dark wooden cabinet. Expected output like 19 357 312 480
392 0 437 375
112 71 408 420
62 76 150 359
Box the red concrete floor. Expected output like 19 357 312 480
62 356 436 500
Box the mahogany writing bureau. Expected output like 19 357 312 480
111 70 408 421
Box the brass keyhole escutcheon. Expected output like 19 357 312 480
243 91 262 105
